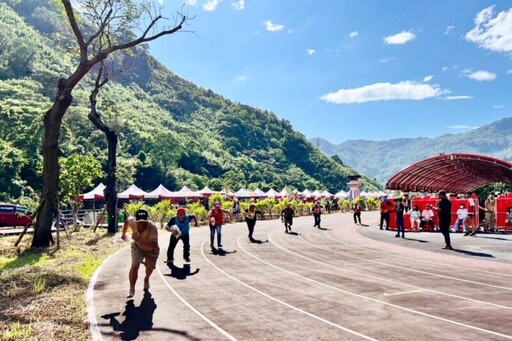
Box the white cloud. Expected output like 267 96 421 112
231 0 244 10
319 81 443 104
465 6 512 53
203 0 220 12
423 75 434 82
306 49 315 56
233 75 246 83
494 104 504 109
287 29 294 34
444 95 473 100
446 125 473 130
444 25 455 35
379 57 396 63
184 0 197 5
383 31 416 45
264 20 284 32
349 31 359 38
507 69 512 74
464 69 496 81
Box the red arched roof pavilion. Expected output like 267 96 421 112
386 153 512 194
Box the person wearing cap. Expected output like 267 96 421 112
165 207 198 263
120 209 159 298
243 203 263 241
207 201 233 249
379 196 391 230
280 203 295 233
437 190 453 250
420 204 435 232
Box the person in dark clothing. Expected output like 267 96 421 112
165 207 198 263
352 203 362 225
312 202 322 228
243 204 263 241
437 190 453 250
394 198 406 238
281 203 295 233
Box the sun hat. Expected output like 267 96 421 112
135 209 149 222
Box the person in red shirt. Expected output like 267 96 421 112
207 201 233 249
379 196 391 230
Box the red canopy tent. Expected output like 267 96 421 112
386 153 512 193
77 183 105 201
145 184 175 200
118 184 149 200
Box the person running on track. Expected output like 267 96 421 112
281 203 295 233
165 207 198 263
243 203 263 241
207 201 233 249
120 209 159 298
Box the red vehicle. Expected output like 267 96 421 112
0 203 33 227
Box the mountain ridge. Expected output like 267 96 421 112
310 117 512 184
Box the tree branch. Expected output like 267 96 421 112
62 0 87 64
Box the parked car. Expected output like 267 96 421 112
0 203 33 227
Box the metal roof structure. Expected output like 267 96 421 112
386 153 512 194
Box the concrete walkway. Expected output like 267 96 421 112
88 211 512 340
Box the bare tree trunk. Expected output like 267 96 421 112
88 71 118 234
32 82 73 247
104 132 118 234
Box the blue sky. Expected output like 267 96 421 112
149 1 512 144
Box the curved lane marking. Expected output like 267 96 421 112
202 238 378 341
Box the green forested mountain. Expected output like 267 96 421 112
0 0 381 201
311 117 512 184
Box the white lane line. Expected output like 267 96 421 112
326 223 512 278
156 260 237 341
384 290 424 297
278 229 512 309
202 239 378 341
309 231 512 292
246 231 512 339
87 245 129 341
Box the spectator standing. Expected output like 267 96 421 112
379 196 391 230
207 201 233 249
394 198 406 238
120 209 159 298
165 207 198 263
484 192 496 233
437 191 453 250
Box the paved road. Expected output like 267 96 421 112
88 211 512 340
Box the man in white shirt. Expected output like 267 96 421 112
421 204 435 231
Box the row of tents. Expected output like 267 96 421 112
79 183 387 201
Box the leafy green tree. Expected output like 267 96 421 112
59 153 104 224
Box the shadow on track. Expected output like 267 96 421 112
211 247 237 256
452 249 495 258
249 238 269 244
165 263 200 280
100 289 191 341
403 237 429 243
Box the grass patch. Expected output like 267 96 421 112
0 229 123 340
